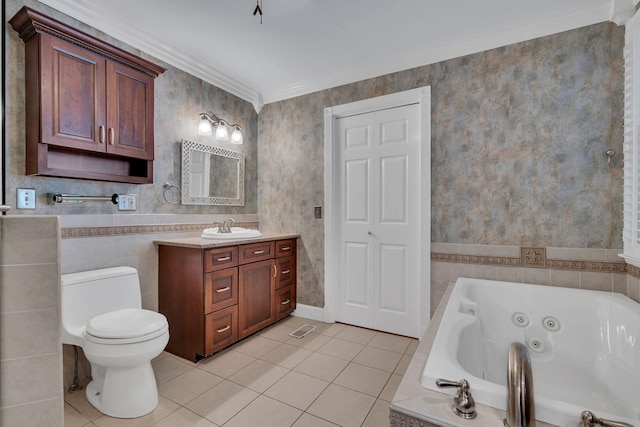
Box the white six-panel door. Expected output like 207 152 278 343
336 103 420 337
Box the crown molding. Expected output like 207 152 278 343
35 0 264 112
36 0 632 109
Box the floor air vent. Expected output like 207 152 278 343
289 324 317 338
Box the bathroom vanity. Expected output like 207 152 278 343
155 234 297 362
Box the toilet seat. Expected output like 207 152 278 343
86 308 168 344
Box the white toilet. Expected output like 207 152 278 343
61 266 169 418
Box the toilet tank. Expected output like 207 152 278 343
61 267 142 344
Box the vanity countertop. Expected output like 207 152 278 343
154 232 299 249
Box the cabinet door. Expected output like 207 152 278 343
106 60 154 160
238 259 275 338
40 35 106 151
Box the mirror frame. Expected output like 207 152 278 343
181 139 245 206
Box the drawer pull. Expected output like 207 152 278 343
216 325 231 333
282 269 290 275
215 286 231 293
281 299 290 305
272 264 277 277
216 256 231 262
281 246 291 251
253 250 265 255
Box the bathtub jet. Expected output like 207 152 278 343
422 277 640 427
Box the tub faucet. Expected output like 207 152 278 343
580 410 633 427
505 342 535 427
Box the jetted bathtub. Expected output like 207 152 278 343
422 277 640 427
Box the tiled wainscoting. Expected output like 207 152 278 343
431 243 632 315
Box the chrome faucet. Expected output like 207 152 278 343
505 342 535 427
222 218 234 233
580 410 634 427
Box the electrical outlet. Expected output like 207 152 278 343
17 188 36 209
314 206 322 219
118 194 137 211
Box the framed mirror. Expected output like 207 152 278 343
181 139 245 206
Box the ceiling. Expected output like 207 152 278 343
38 0 634 112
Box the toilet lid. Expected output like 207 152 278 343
86 308 167 339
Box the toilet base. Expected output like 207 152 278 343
86 362 158 418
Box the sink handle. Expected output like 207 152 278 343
436 378 477 420
580 410 634 427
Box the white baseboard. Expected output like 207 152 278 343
291 304 328 323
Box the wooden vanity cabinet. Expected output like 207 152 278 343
158 238 296 362
9 7 164 183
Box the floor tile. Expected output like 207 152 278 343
63 402 92 427
228 359 289 393
197 349 256 378
286 332 332 351
224 395 302 427
368 333 412 354
380 374 403 401
260 342 313 369
394 354 413 376
184 380 258 426
293 352 349 382
405 339 420 356
158 368 223 405
152 355 194 385
232 335 281 358
334 325 378 345
91 395 179 427
317 337 365 361
152 407 217 427
259 322 298 342
333 362 392 397
292 413 340 427
362 398 391 427
353 345 402 372
307 384 376 427
264 370 329 410
316 322 347 337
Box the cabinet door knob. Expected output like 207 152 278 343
215 286 231 293
99 125 105 144
216 325 231 333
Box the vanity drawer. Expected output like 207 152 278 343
204 268 238 314
276 239 296 258
275 256 295 290
238 241 274 265
204 305 238 356
275 285 295 320
204 246 238 272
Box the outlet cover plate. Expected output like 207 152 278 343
17 188 36 209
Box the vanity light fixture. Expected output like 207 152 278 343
197 113 243 145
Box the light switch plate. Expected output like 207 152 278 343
118 194 137 211
17 188 36 209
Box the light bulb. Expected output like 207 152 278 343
231 127 243 144
215 124 229 141
198 116 212 136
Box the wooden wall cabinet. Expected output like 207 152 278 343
9 7 164 183
158 238 297 362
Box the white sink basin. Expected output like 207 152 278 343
201 227 262 239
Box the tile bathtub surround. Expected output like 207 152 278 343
1 216 63 427
64 317 417 427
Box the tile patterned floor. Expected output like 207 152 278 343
63 317 418 427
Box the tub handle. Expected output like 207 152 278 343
435 378 477 420
580 410 633 427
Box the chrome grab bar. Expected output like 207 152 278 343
505 342 535 427
580 410 634 427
